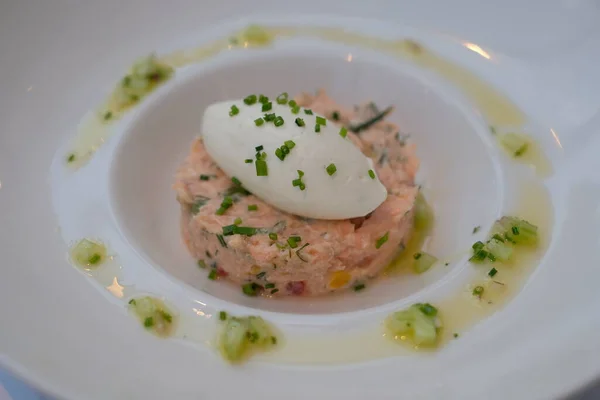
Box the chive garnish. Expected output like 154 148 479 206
265 283 275 289
208 269 218 280
256 159 268 176
488 268 498 277
274 116 284 127
200 174 211 181
259 94 268 104
414 252 422 260
326 163 337 176
284 140 295 149
248 204 258 211
331 111 340 121
368 169 376 179
339 127 348 138
292 178 302 187
315 124 321 133
295 243 310 262
291 105 300 114
255 145 264 152
103 111 113 121
262 102 273 112
473 226 481 234
222 224 236 236
256 271 267 279
263 113 276 122
281 145 290 155
144 317 154 328
88 253 102 265
234 217 242 225
288 100 297 108
295 118 305 127
316 116 326 126
276 92 288 105
269 233 278 241
229 105 240 116
270 288 279 294
353 283 366 292
231 177 242 186
375 232 389 249
287 237 299 248
275 148 284 161
297 170 304 177
242 283 260 296
245 158 253 163
217 234 227 248
67 153 76 163
235 226 257 236
254 118 264 126
304 109 313 115
197 259 207 268
473 286 484 297
244 95 257 105
219 311 228 321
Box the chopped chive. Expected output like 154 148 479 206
291 105 300 114
88 253 102 265
375 232 389 249
368 169 376 179
274 116 284 127
234 217 242 225
229 105 240 116
454 333 459 338
256 271 267 279
255 145 264 152
248 204 258 211
304 109 313 115
284 140 295 149
245 158 253 163
262 102 273 112
205 250 212 258
316 116 326 126
288 100 297 108
339 127 348 138
235 226 257 236
200 174 211 181
275 148 284 161
295 243 310 262
488 267 498 277
265 283 275 289
473 226 481 234
231 177 242 186
299 183 306 190
242 282 260 296
270 288 279 294
315 124 321 133
208 269 218 280
297 170 304 177
67 153 76 163
222 224 236 236
292 178 302 187
254 118 264 126
259 94 268 104
414 252 422 260
473 286 484 297
512 226 520 235
418 303 438 316
197 259 207 268
276 92 288 104
268 233 278 241
219 311 227 321
353 283 366 292
144 317 154 328
244 94 257 105
326 163 337 176
217 234 227 248
128 299 136 305
287 237 299 248
331 111 340 121
256 159 268 176
103 111 113 120
295 118 305 127
263 113 276 122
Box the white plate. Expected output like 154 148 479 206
2 1 600 399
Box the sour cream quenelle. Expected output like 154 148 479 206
201 94 387 219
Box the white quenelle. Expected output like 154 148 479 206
201 98 388 219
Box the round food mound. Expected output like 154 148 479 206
174 90 419 296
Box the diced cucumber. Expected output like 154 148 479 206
485 238 513 262
217 314 278 363
71 239 107 267
128 296 175 338
219 318 250 362
386 303 441 347
500 133 530 157
413 252 438 274
499 217 538 245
